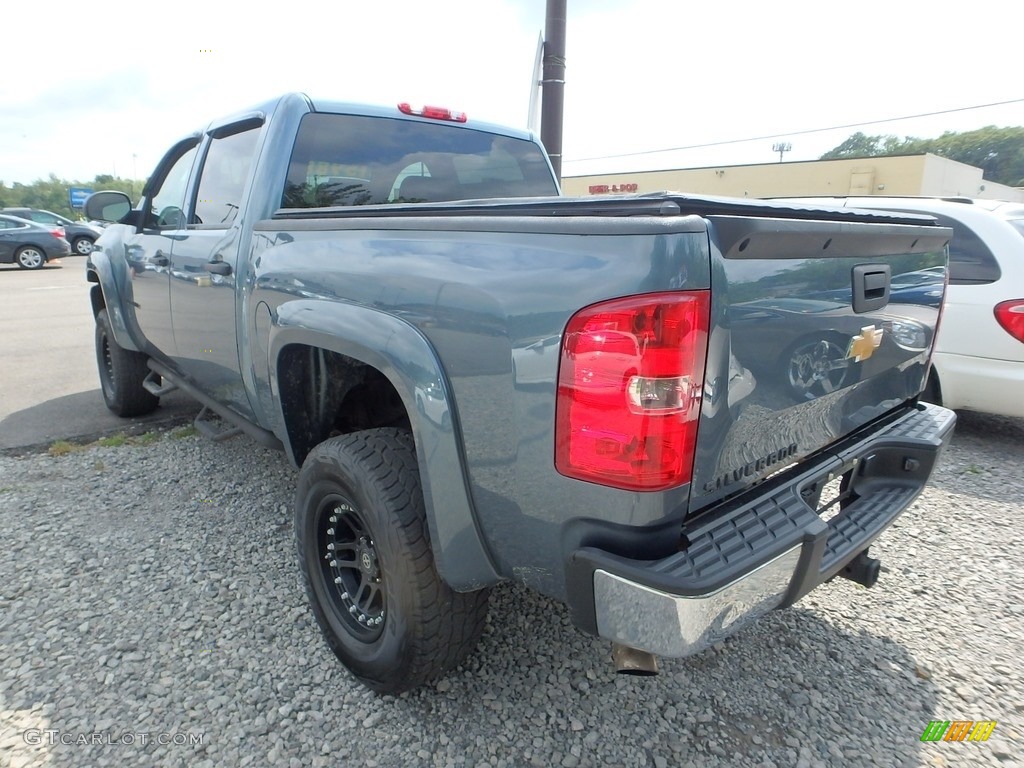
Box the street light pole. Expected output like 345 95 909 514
540 0 566 182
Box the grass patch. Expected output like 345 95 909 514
48 440 84 457
135 431 162 445
170 426 198 440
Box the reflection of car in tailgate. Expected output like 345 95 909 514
691 210 947 509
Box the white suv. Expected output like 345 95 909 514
781 197 1024 419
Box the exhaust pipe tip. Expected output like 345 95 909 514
611 643 659 676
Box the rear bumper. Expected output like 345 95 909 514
565 401 956 657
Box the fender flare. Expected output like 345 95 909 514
86 246 143 352
268 299 501 592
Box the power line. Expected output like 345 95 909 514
563 97 1024 164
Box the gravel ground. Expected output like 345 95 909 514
0 411 1021 768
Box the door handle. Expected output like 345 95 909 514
152 251 169 267
204 260 232 276
851 264 890 313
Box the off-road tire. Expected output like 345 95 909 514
94 309 159 417
295 428 490 694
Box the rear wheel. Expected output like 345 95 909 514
94 309 159 416
295 428 489 694
73 236 95 256
15 246 45 270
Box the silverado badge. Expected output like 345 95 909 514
847 325 883 362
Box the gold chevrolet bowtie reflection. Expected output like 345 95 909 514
847 325 884 362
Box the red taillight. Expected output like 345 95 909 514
51 227 65 239
555 291 710 491
398 102 467 123
994 299 1024 342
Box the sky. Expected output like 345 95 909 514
2 0 1020 187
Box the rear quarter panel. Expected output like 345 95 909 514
249 215 711 597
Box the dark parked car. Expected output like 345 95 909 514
0 213 71 269
1 207 101 256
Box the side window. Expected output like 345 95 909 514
193 124 261 227
148 142 200 229
929 213 1001 284
883 209 1002 285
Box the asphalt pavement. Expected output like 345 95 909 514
0 257 198 452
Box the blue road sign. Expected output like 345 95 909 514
69 187 94 210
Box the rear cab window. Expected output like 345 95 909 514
280 113 556 209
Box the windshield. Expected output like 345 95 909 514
281 113 556 209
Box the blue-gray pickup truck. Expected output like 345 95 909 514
85 92 955 693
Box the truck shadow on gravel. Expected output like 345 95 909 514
0 388 197 454
391 583 939 766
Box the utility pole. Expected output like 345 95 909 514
772 142 792 163
540 0 566 182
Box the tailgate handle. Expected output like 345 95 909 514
851 264 890 313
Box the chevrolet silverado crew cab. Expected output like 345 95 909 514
85 93 955 693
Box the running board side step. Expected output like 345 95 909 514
142 370 178 397
146 359 283 451
194 406 244 443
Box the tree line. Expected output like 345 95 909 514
820 126 1024 187
0 174 145 220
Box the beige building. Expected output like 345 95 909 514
561 153 1024 202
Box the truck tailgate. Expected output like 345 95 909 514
691 212 950 512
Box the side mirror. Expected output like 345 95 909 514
84 191 132 224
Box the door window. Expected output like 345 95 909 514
193 124 261 227
148 142 200 229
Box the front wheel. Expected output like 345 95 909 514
784 334 852 401
95 309 159 417
16 246 45 269
295 429 490 694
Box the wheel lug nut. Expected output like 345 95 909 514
349 606 357 614
327 543 335 551
329 516 337 523
341 592 349 599
330 560 338 567
327 528 335 535
334 577 342 584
